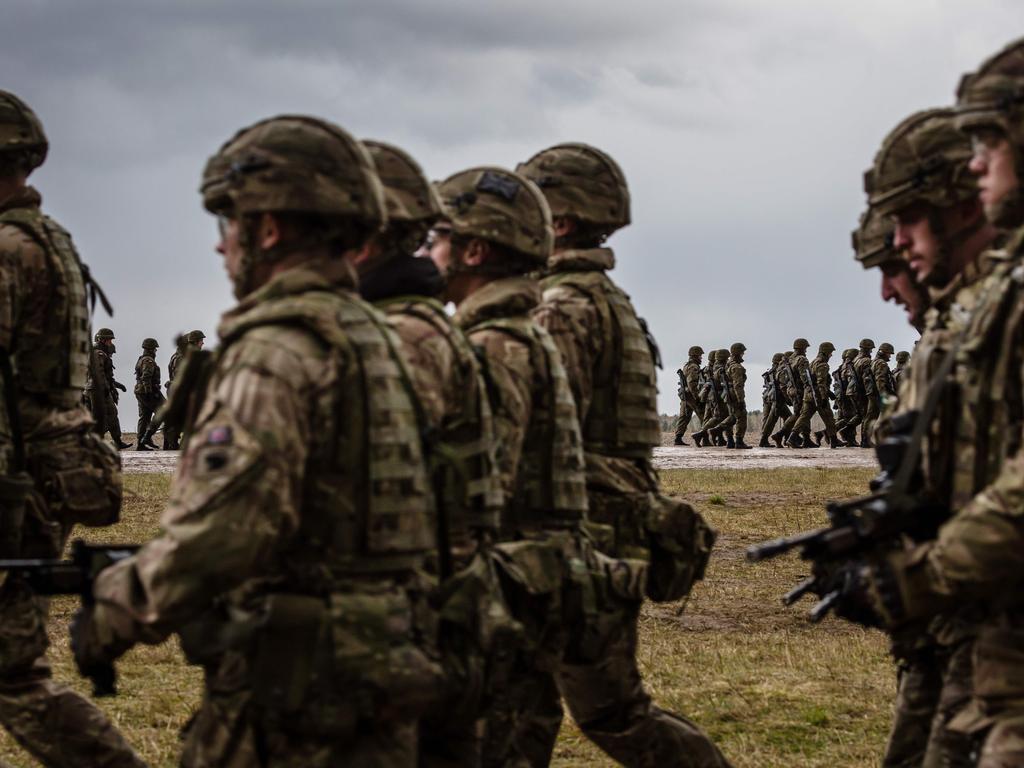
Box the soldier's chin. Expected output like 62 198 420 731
985 189 1024 229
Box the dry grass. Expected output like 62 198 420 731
0 468 894 767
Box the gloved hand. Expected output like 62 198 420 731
70 605 130 697
114 381 127 392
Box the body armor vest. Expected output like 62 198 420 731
470 315 587 533
0 207 90 408
541 269 660 458
378 296 503 537
854 355 876 396
219 289 434 578
134 354 161 396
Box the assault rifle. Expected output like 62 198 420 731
803 367 820 411
746 409 948 621
0 540 139 696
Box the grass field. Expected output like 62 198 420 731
0 467 895 767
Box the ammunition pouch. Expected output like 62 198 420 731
0 471 32 558
644 493 716 603
27 428 122 528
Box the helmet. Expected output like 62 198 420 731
956 38 1024 227
0 90 48 172
878 342 895 355
363 140 443 225
843 348 858 361
818 341 835 354
516 143 630 234
201 116 385 225
864 108 976 218
860 338 875 351
896 350 910 364
142 338 158 350
688 345 703 357
729 342 746 356
187 330 206 344
716 349 728 362
95 328 115 341
437 166 553 266
771 352 784 364
783 351 792 359
793 338 809 351
852 207 898 270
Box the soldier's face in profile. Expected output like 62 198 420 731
879 260 924 326
969 130 1018 217
892 203 941 284
426 225 452 276
215 215 244 285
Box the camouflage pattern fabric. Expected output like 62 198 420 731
0 185 143 767
759 361 791 446
134 351 164 446
726 356 747 445
852 352 877 446
675 357 702 440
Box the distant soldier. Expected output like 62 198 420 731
725 343 751 449
713 349 738 449
161 334 188 450
133 337 163 450
692 349 725 446
759 353 790 447
893 350 910 388
778 338 811 448
806 342 840 448
188 329 206 349
852 338 877 447
85 327 131 449
770 350 797 446
674 346 703 445
833 348 860 446
873 343 897 409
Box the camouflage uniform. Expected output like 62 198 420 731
161 335 188 450
134 338 164 450
695 351 729 447
854 106 999 767
725 343 751 448
873 343 897 409
852 340 877 447
521 145 725 767
893 350 911 389
361 141 507 768
85 329 130 448
674 347 703 445
805 343 839 448
758 353 790 447
832 349 860 446
74 117 441 767
0 90 143 768
781 339 812 448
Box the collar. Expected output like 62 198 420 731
454 276 540 329
0 185 42 215
546 247 615 273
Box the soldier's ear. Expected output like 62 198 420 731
463 238 489 267
257 212 282 251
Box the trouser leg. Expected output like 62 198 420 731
882 651 943 768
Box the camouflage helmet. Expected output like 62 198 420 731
515 143 630 234
729 342 746 356
860 338 876 351
864 108 976 218
0 91 47 172
771 352 784 364
187 330 206 344
843 348 858 361
437 166 553 266
783 351 793 359
715 349 729 362
94 328 114 341
878 342 895 355
362 140 442 225
852 207 898 270
896 350 910 364
793 338 809 351
818 341 835 354
142 337 158 349
200 115 385 227
688 345 703 357
955 38 1024 148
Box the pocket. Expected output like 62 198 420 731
644 493 717 603
29 429 122 528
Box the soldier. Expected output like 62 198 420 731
759 353 790 447
893 350 911 388
872 342 897 408
807 342 841 448
770 350 797 447
188 329 206 349
161 334 189 450
71 116 441 765
85 328 131 449
725 343 752 449
692 350 726 447
777 338 811 448
852 338 877 447
843 105 999 767
0 90 143 767
518 145 725 766
833 348 860 446
358 140 506 766
133 337 163 450
674 346 704 445
853 207 929 333
709 349 736 449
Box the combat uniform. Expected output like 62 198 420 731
725 346 750 448
162 339 187 450
872 351 897 407
85 339 128 447
0 116 142 767
674 351 702 445
134 342 164 449
780 341 811 447
805 346 839 448
853 348 878 446
759 357 790 447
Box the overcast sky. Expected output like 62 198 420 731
3 1 1019 427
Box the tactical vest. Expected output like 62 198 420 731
168 351 183 382
469 315 587 534
377 296 503 537
540 269 660 458
218 289 434 578
134 354 161 396
0 207 90 408
854 356 875 396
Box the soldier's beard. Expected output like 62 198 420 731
985 185 1024 229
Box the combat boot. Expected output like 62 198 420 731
691 430 706 447
813 430 825 447
758 437 770 448
142 429 160 450
136 442 152 451
734 440 753 449
771 430 788 448
725 434 735 449
674 435 689 446
785 433 802 449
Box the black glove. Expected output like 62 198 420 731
70 606 121 697
114 381 127 392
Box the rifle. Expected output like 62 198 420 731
0 540 139 696
803 366 820 411
746 342 958 622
